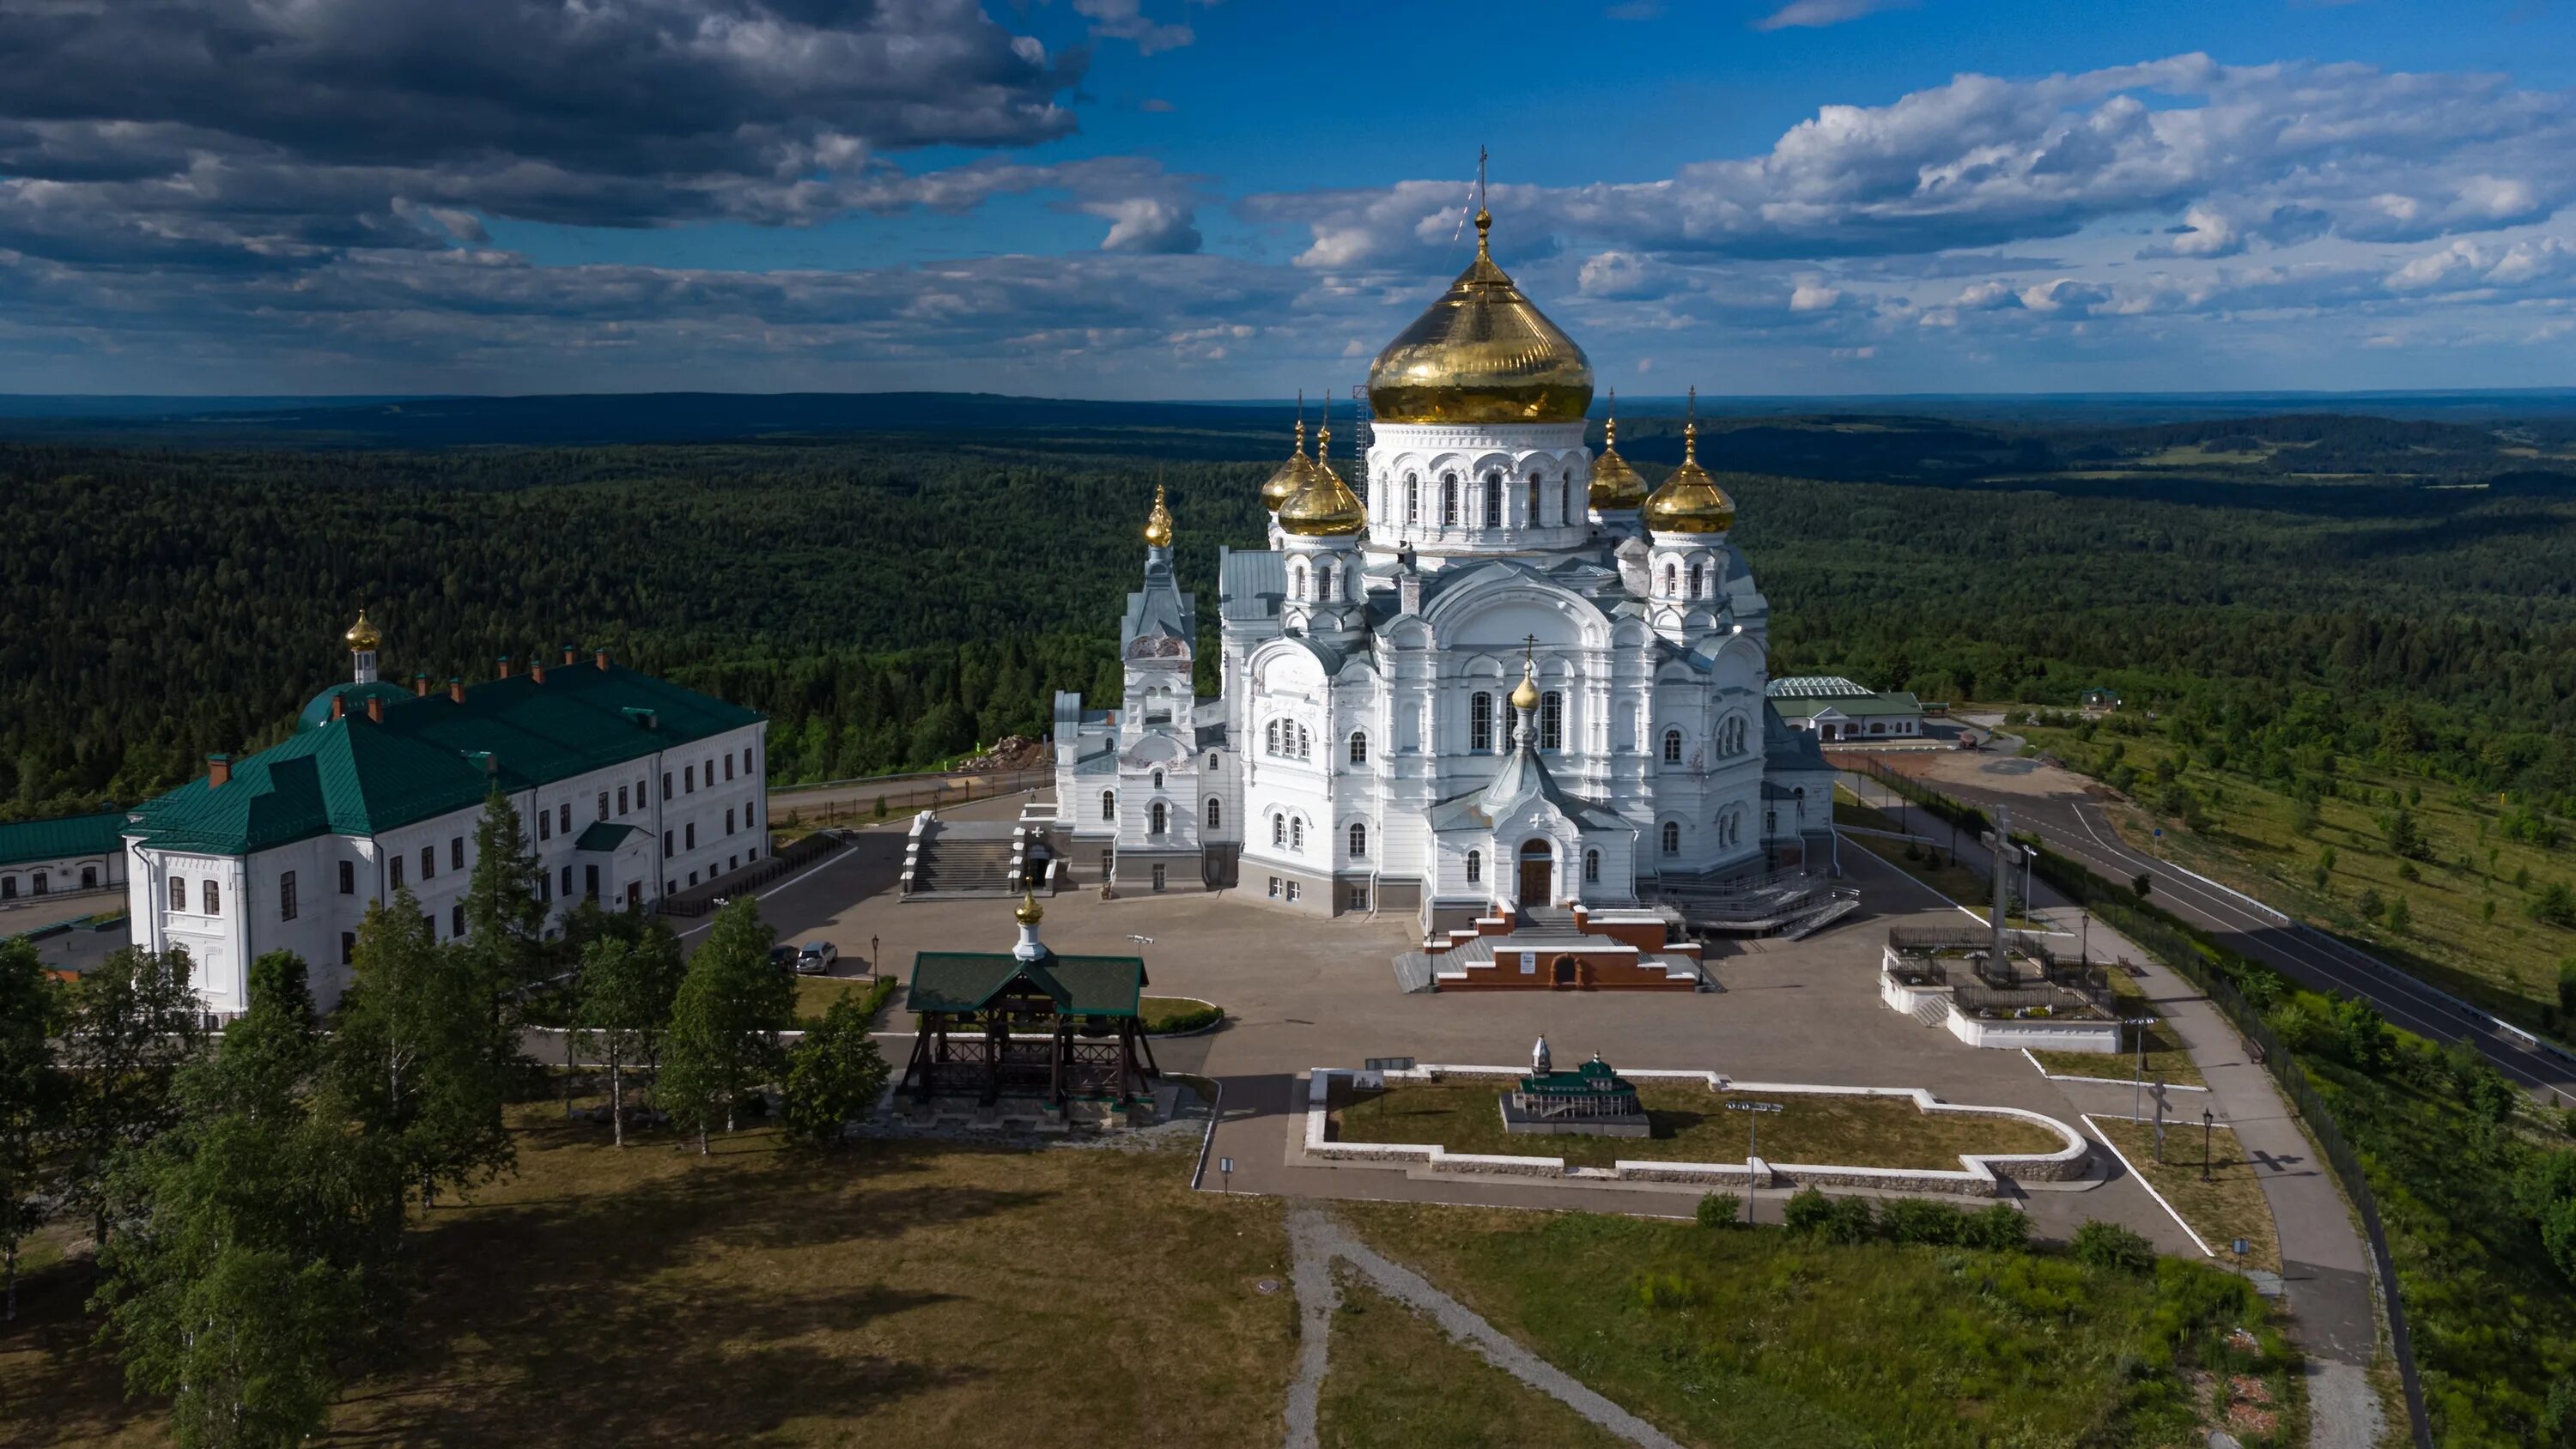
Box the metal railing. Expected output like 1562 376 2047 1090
657 828 852 919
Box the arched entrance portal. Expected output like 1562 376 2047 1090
1517 839 1552 909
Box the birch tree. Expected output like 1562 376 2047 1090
659 899 791 1155
329 893 513 1207
56 945 204 1251
576 923 683 1148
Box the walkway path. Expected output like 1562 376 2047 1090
1280 1203 1684 1449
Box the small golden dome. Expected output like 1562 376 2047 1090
1366 209 1595 427
344 609 381 652
1642 406 1735 535
1509 664 1540 712
1588 403 1647 511
1015 889 1043 926
1144 482 1175 549
1261 416 1317 512
1277 421 1367 537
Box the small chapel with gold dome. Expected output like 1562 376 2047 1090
1052 207 1836 931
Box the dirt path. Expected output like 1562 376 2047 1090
1281 1203 1685 1449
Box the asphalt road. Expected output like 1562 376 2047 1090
1849 756 2576 1105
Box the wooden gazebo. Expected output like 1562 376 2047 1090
900 949 1158 1107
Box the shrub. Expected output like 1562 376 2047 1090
872 795 888 820
1634 1271 1701 1311
1820 1196 1879 1245
1695 1192 1741 1230
2073 1221 2158 1274
1780 1186 1835 1235
2385 895 2411 933
2132 872 2153 900
1880 1197 1965 1246
1960 1202 2032 1252
2354 886 2385 920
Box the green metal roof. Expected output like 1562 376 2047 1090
1520 1058 1635 1096
1767 692 1923 719
130 663 762 857
574 821 641 852
0 812 127 867
906 950 1148 1018
296 681 414 732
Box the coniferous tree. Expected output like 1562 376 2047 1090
576 921 685 1148
460 789 548 996
659 899 791 1155
55 946 205 1251
94 952 402 1449
0 938 56 1319
330 892 514 1207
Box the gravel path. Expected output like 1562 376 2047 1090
1282 1203 1685 1449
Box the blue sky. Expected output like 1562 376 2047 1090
5 0 2576 397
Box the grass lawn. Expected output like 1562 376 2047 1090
793 972 896 1026
2017 719 2576 1035
1341 1203 2303 1447
2029 971 2206 1088
1331 1081 2066 1171
1139 995 1224 1034
2092 1117 2281 1274
1315 1276 1625 1449
0 1100 1293 1447
1844 830 1990 910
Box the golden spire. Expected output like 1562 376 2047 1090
1278 393 1366 537
1144 480 1174 549
1015 888 1043 926
1642 385 1735 535
1588 386 1646 510
1261 391 1318 511
344 608 381 652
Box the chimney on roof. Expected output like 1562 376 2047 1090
413 673 429 698
563 645 579 666
497 655 512 679
448 676 466 704
206 754 231 788
368 695 385 723
530 658 547 684
594 647 610 671
330 694 346 722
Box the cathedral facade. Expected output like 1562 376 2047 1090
1052 208 1834 931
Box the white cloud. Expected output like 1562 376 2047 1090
1753 0 1917 31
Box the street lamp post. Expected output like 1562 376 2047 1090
1728 1100 1785 1224
2201 1106 2215 1183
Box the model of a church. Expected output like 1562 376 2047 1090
1052 203 1836 936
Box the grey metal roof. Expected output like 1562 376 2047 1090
1218 547 1285 622
1763 702 1830 771
1429 736 1632 834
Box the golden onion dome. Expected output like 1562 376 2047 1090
1642 415 1736 535
1366 209 1595 426
1261 416 1318 512
344 609 381 652
1508 664 1540 712
1015 889 1043 926
1143 482 1175 549
1277 421 1368 537
1588 406 1648 511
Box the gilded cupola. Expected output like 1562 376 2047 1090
1588 393 1647 510
1365 209 1595 427
1276 417 1368 537
1261 404 1318 512
344 608 381 652
1144 482 1175 549
1641 392 1735 535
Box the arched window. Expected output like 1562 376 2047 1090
1266 719 1280 755
1349 731 1369 766
1101 790 1116 822
1442 474 1459 525
1207 797 1223 829
1662 729 1683 763
1466 849 1482 884
1406 474 1420 524
1687 561 1704 597
1470 692 1494 753
1273 813 1287 847
1661 562 1676 597
1150 800 1168 834
1291 817 1304 851
1316 561 1334 602
1661 822 1680 856
204 879 221 916
1559 477 1572 523
1348 822 1367 858
1540 692 1563 752
1527 474 1541 524
1291 562 1307 601
170 876 185 912
1584 849 1601 883
1483 472 1503 527
1297 724 1311 761
1151 769 1163 790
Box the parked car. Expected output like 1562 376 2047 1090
769 944 800 973
794 941 838 975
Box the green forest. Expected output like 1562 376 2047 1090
4 407 2574 822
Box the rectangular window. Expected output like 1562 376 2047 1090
420 846 435 881
585 864 599 900
1100 850 1114 881
743 747 753 776
688 870 698 887
451 903 465 937
724 755 734 782
560 864 572 897
1469 692 1493 753
617 785 629 815
745 846 757 863
662 830 674 859
539 874 551 903
1268 876 1281 899
663 772 673 800
338 860 354 895
636 778 647 809
1347 884 1369 911
685 823 696 850
538 809 550 842
423 912 435 938
1540 692 1562 752
684 765 696 793
597 791 609 822
390 855 404 890
1285 881 1301 903
703 759 714 789
451 836 465 871
340 931 355 967
728 855 738 872
1151 864 1166 892
279 870 298 922
726 808 736 836
558 803 571 835
204 879 221 916
665 879 677 896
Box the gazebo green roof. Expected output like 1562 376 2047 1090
1518 1056 1635 1096
905 950 1148 1018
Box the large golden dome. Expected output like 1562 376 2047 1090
1366 210 1594 426
1588 402 1647 511
1277 421 1367 537
1642 415 1736 535
1261 415 1316 511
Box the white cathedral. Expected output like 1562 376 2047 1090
1052 207 1836 932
